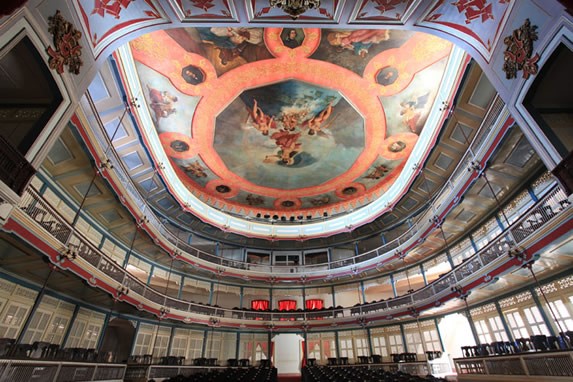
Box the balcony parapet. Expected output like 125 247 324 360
5 181 570 330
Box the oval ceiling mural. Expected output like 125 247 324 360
128 27 453 220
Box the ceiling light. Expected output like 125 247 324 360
270 0 320 20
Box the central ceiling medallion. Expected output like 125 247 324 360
270 0 321 19
214 80 365 190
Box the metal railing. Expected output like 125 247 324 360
454 350 573 379
83 94 512 278
0 359 125 382
15 176 570 325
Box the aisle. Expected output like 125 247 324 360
277 374 301 382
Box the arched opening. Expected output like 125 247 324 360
99 317 135 363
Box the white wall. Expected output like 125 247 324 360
272 333 303 375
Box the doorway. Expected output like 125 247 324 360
99 318 136 363
272 333 304 376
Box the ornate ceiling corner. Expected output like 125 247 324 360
169 0 240 22
47 10 83 75
347 0 420 25
246 0 345 23
416 0 514 62
73 0 170 58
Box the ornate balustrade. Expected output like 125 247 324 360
454 350 573 381
0 359 125 382
83 95 513 280
9 178 569 328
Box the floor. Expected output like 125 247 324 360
278 374 301 382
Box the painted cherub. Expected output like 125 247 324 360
305 102 333 136
365 165 389 180
264 131 302 166
147 84 178 120
183 161 207 178
249 99 276 135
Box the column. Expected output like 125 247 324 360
530 287 557 336
61 304 80 347
433 318 445 352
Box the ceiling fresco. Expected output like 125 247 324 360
128 27 453 220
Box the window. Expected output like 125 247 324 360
388 334 404 354
423 329 442 352
22 310 52 344
488 316 509 342
505 311 530 338
338 338 354 359
405 332 424 355
523 306 549 335
354 337 369 357
474 319 492 344
549 299 573 331
133 324 155 355
65 308 104 349
152 327 171 362
0 303 29 339
372 335 388 357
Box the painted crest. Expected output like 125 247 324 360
46 10 83 75
502 18 540 79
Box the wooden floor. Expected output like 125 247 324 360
278 374 301 382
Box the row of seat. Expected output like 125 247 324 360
461 332 573 357
301 366 447 382
155 366 277 382
319 351 438 366
0 339 115 362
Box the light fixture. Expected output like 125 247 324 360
270 0 321 20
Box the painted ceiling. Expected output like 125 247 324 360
125 27 454 222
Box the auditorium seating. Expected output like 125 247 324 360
301 366 447 382
158 366 278 382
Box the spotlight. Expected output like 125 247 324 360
281 216 286 221
290 216 295 222
256 213 261 218
273 215 279 220
297 216 303 220
306 215 312 220
264 214 270 219
323 212 328 217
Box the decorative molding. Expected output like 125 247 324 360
46 10 83 75
502 18 540 79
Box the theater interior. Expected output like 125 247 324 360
0 1 572 381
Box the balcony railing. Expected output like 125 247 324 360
14 176 570 327
83 95 514 278
0 359 125 382
454 350 573 380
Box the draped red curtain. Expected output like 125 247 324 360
305 299 324 310
278 299 297 311
301 340 306 367
251 299 269 310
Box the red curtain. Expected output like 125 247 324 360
278 300 297 311
251 299 269 311
301 340 306 367
306 299 324 310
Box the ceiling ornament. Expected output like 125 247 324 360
502 18 540 80
269 0 321 19
46 10 83 75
